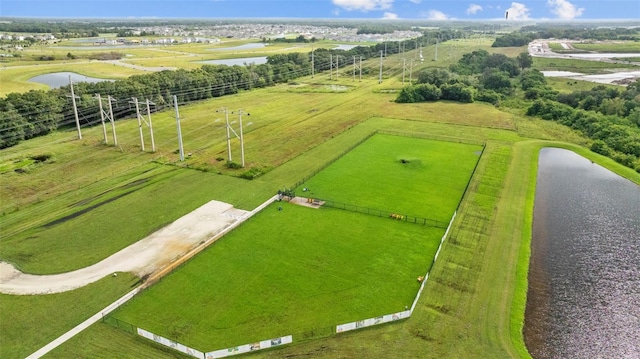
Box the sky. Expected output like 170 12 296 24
1 0 639 20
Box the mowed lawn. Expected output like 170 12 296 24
299 134 482 222
113 202 445 350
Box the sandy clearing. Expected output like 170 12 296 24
0 200 249 295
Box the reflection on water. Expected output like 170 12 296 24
334 44 358 50
525 148 640 358
27 72 113 88
199 57 268 66
208 43 266 51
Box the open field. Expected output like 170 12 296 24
3 35 640 359
105 133 478 350
113 202 445 350
545 77 619 92
532 56 638 74
299 135 482 221
571 41 640 53
0 273 139 359
0 36 504 97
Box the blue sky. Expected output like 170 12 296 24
1 0 638 20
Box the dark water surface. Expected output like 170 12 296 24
27 72 112 88
525 148 640 358
198 56 268 66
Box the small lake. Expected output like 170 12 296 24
199 57 268 66
28 72 113 88
334 44 359 51
525 148 640 358
208 43 266 51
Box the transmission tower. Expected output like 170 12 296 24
352 56 362 82
94 94 117 145
129 97 156 152
67 76 82 139
173 96 185 161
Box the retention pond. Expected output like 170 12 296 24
525 148 640 358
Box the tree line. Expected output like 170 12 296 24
527 82 640 171
0 30 463 149
492 26 640 47
396 49 533 105
0 55 312 148
394 49 640 172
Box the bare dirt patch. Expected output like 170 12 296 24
0 200 248 295
289 196 325 209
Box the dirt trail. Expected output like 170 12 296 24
0 200 248 295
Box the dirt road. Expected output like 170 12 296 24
0 200 248 295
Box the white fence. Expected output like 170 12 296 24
137 327 292 359
335 210 457 333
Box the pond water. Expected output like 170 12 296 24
208 43 266 51
334 44 359 50
199 57 268 66
525 148 640 358
27 72 114 88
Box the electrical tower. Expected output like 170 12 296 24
130 97 156 152
67 76 82 139
95 94 117 145
217 107 250 168
352 56 362 82
329 54 339 80
173 96 185 161
379 51 383 84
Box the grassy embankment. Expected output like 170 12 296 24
532 56 638 74
571 41 640 53
3 38 639 358
0 273 139 359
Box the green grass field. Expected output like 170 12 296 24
571 41 640 53
533 56 638 74
299 135 482 221
0 273 139 359
108 134 478 350
113 203 446 350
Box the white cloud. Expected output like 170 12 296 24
466 4 483 15
409 0 422 3
332 0 393 11
505 2 531 20
547 0 584 19
332 8 341 16
423 10 450 20
382 12 399 19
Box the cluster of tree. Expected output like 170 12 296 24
0 20 100 38
356 25 408 35
491 32 538 47
555 84 640 119
492 26 640 47
268 35 317 43
519 68 559 100
519 25 640 41
527 96 640 171
397 50 534 105
0 55 311 148
116 29 156 37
